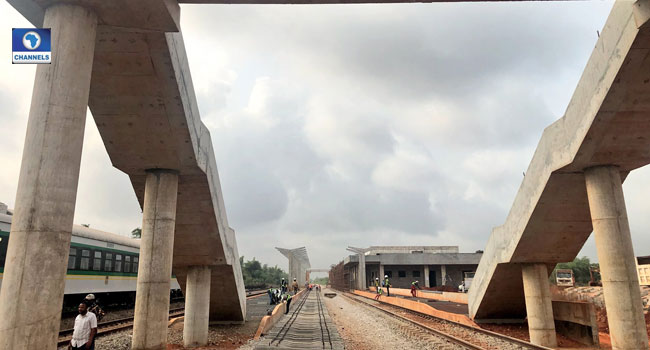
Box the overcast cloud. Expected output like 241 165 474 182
2 1 648 275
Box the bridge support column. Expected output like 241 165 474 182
441 265 447 286
424 266 430 287
521 263 557 348
184 266 211 347
132 170 179 350
379 264 385 282
585 166 649 350
358 253 366 290
0 5 97 349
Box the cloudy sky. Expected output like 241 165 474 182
1 1 648 274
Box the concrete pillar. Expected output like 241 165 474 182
424 266 430 287
379 264 385 281
584 166 649 350
183 266 211 348
0 5 97 350
441 265 447 286
521 263 557 348
132 170 179 350
358 253 366 290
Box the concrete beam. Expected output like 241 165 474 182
0 5 97 349
179 0 555 4
470 0 650 322
87 29 246 322
6 0 179 31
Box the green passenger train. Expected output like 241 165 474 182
0 212 181 305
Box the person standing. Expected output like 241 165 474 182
410 280 420 297
291 278 299 294
68 303 97 350
383 275 391 297
284 294 293 314
82 294 105 321
281 278 288 294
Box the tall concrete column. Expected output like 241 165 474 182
184 266 211 347
358 253 366 290
132 170 179 350
379 264 385 281
424 266 430 287
521 264 557 348
585 166 649 350
0 5 97 350
441 265 447 286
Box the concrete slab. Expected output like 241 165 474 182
469 0 650 321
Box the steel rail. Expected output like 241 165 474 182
341 292 550 350
57 307 185 347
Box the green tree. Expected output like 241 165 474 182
313 277 329 285
239 256 288 289
131 227 142 239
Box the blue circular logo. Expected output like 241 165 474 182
22 31 41 50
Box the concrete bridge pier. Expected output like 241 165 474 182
521 263 557 348
132 170 179 350
184 266 211 347
585 166 649 350
347 247 367 290
0 5 97 349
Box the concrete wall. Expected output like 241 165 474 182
552 300 599 346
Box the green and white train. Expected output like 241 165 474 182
0 212 181 305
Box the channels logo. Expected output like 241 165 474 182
12 28 51 64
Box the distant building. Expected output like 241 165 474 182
343 246 482 290
637 255 650 286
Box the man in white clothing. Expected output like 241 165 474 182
68 303 97 350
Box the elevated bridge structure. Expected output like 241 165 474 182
306 268 330 283
277 247 311 284
468 1 650 349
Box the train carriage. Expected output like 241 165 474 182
0 212 181 304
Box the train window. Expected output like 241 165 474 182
80 249 90 270
93 251 102 271
134 257 139 272
115 254 122 272
125 256 131 273
68 248 77 270
104 253 113 272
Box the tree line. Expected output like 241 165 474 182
239 256 288 289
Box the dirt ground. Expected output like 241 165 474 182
479 323 587 348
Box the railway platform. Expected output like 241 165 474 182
255 290 344 350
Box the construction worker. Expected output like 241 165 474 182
374 277 383 296
291 278 299 294
410 280 420 297
81 294 105 321
284 293 293 314
281 278 288 294
383 274 391 297
374 284 383 300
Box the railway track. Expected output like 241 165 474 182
257 290 344 349
57 307 185 347
341 292 551 350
